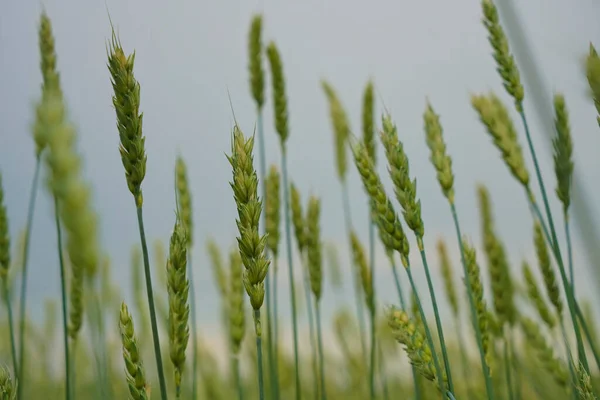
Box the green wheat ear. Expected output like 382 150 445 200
248 14 265 109
119 302 149 400
362 80 376 164
175 157 193 246
533 223 562 317
322 81 351 181
522 261 556 329
266 42 290 144
436 239 458 317
481 0 524 112
585 43 600 127
423 102 454 204
552 94 573 214
229 249 246 354
107 28 147 207
0 365 17 400
350 231 374 314
576 362 596 400
306 196 323 300
265 165 281 258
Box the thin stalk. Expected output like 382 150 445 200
559 320 579 400
341 181 367 361
316 301 327 400
54 198 71 400
455 323 473 400
377 343 390 400
188 255 198 400
450 203 495 400
565 216 574 294
390 259 421 400
368 219 376 400
529 197 589 373
301 254 319 398
256 111 276 400
233 355 244 400
503 335 515 400
2 282 17 377
369 306 376 400
575 302 600 372
520 110 589 374
510 330 522 400
136 205 168 400
272 257 281 397
17 156 42 400
86 284 108 400
405 267 446 400
254 309 265 400
417 238 454 394
281 148 301 400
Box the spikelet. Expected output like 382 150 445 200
265 165 281 257
227 125 270 311
463 240 491 369
351 142 410 264
437 239 458 317
477 185 515 325
166 219 190 393
520 317 569 389
585 44 600 127
229 248 245 354
362 81 376 163
481 0 524 111
350 231 374 314
424 102 454 203
175 157 193 246
0 175 9 284
33 12 62 156
380 113 424 240
290 183 307 252
322 81 350 181
107 29 147 207
306 196 322 300
552 94 573 214
207 239 228 298
119 302 149 400
533 223 562 317
248 15 265 109
522 261 556 329
266 42 289 144
387 308 446 391
471 93 529 187
576 362 596 400
0 365 16 400
41 89 99 338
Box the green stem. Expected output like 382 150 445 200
281 148 301 400
559 319 579 400
254 309 265 400
405 267 445 400
368 219 376 400
136 205 168 400
316 301 327 400
369 305 376 400
377 343 390 400
233 354 244 400
565 216 574 294
417 238 454 394
455 323 473 400
2 281 17 378
300 253 319 398
450 203 495 400
53 198 70 400
341 181 368 363
520 109 589 374
17 156 42 400
510 330 522 400
272 257 281 398
503 334 515 400
575 302 600 372
188 255 198 400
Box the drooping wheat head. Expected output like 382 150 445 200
423 102 454 204
322 81 350 181
107 29 147 207
119 302 149 400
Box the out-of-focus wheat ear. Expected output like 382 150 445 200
266 165 281 257
289 183 307 253
349 232 374 314
522 261 556 329
107 28 147 207
248 15 265 110
0 365 17 400
166 219 190 398
119 302 149 400
229 248 245 400
533 223 562 317
266 42 289 145
477 184 516 327
575 362 595 400
423 102 454 204
585 43 600 128
436 239 458 317
481 0 524 112
206 239 228 299
520 318 570 391
552 94 573 215
306 196 323 301
471 93 530 189
322 81 351 182
362 80 376 164
387 308 447 392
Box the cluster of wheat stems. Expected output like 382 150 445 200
2 1 600 399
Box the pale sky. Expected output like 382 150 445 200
1 0 600 342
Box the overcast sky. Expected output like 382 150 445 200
1 0 600 347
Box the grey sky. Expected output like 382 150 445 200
1 0 600 340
